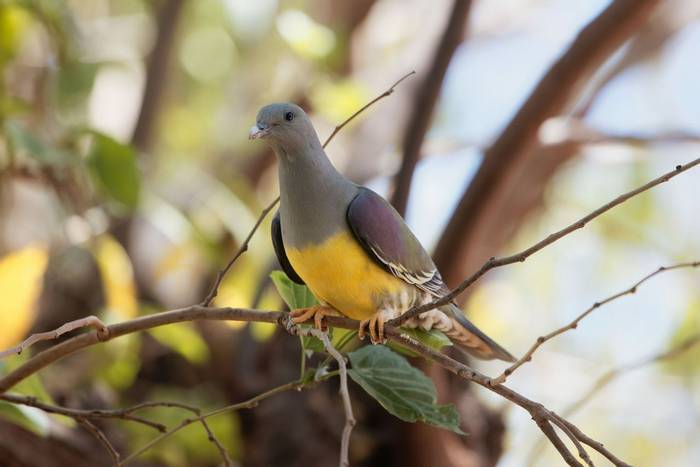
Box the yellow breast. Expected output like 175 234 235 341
286 231 407 320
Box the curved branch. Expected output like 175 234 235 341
492 261 700 384
390 0 471 215
0 305 634 467
433 0 662 283
392 157 700 326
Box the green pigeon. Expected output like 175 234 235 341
250 103 514 361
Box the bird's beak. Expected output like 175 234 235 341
249 124 269 140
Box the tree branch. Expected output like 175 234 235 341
433 0 661 283
321 70 416 149
131 0 185 152
0 306 634 467
527 333 700 466
390 0 471 215
385 329 631 467
0 316 108 359
77 418 120 467
302 328 355 467
492 261 700 384
392 157 700 326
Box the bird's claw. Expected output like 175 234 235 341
289 306 337 331
358 311 389 344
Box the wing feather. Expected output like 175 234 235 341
346 188 446 296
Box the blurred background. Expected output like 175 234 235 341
0 0 699 466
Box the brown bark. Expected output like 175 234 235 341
391 0 472 216
131 0 185 153
433 0 661 285
0 419 106 467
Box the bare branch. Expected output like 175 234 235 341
391 0 471 215
307 328 355 467
321 71 416 149
131 0 184 152
392 157 700 326
0 316 108 359
533 416 583 467
0 303 637 467
492 261 700 384
434 0 662 283
384 329 632 467
567 333 700 418
0 394 166 432
527 333 700 466
201 199 280 306
76 418 120 467
121 379 305 465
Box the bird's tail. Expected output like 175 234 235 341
438 303 515 362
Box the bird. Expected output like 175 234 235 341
250 103 514 362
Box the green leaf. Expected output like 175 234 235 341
348 345 463 434
269 270 326 353
4 120 75 166
269 270 319 309
87 132 140 209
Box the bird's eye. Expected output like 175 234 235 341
284 111 294 122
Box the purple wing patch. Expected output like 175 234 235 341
346 189 445 296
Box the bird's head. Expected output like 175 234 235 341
249 103 321 157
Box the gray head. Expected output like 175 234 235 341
249 103 322 158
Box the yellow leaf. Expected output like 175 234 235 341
93 235 138 318
0 245 48 349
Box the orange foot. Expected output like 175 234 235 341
358 310 393 345
289 305 339 331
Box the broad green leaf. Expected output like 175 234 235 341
87 132 140 209
270 270 327 353
4 121 75 166
348 345 463 434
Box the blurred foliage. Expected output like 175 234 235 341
87 132 141 210
92 234 138 318
0 245 48 349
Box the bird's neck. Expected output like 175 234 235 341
277 149 356 248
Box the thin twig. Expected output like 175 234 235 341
385 328 632 467
548 414 594 467
121 379 311 465
492 261 700 384
157 401 233 467
392 157 700 326
0 394 166 432
533 415 583 467
573 333 700 416
308 328 355 467
201 198 280 306
0 315 109 359
321 71 415 149
527 333 700 466
77 417 120 467
200 71 416 306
